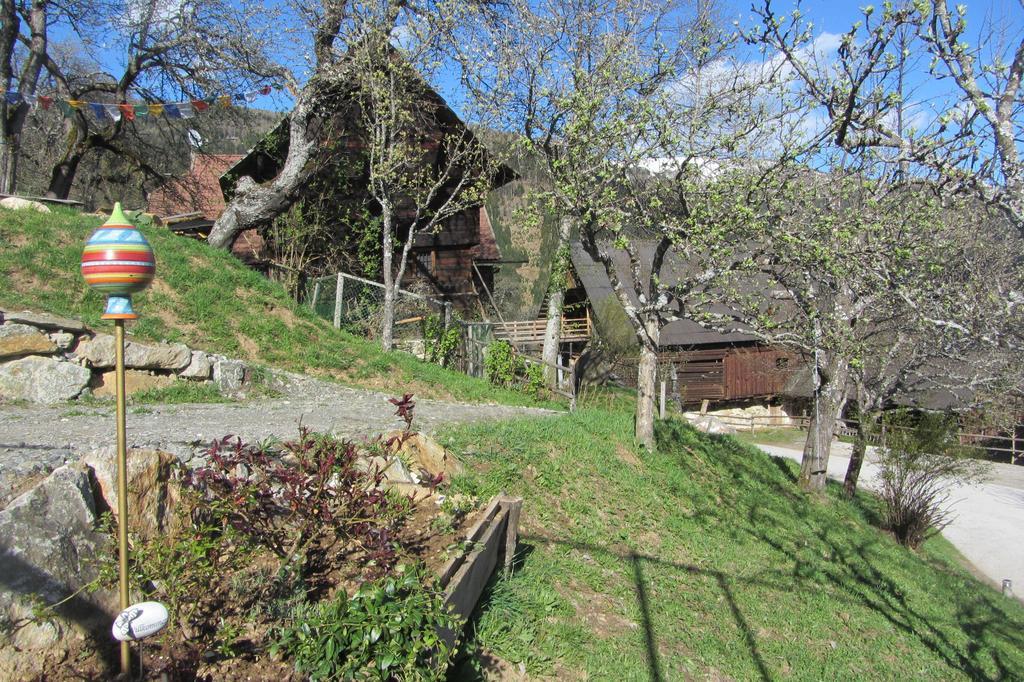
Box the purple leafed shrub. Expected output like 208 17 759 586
186 428 401 575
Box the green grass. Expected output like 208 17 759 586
130 381 230 404
733 427 809 449
439 410 1024 680
0 207 560 408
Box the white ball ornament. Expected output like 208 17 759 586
112 601 169 642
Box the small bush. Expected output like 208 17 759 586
484 340 545 395
877 411 989 548
189 428 403 574
422 314 460 367
271 567 457 681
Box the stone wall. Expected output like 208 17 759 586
0 309 255 404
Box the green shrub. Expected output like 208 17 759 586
270 568 458 680
484 340 519 388
422 314 460 367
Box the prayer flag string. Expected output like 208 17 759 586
3 85 276 125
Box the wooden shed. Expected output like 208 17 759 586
569 240 804 405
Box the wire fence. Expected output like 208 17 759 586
304 272 451 346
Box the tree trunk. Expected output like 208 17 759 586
381 285 396 351
541 216 574 387
208 86 320 250
45 147 83 200
843 420 869 498
380 211 395 351
0 132 16 194
635 321 659 449
798 353 849 493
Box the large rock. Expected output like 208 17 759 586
687 414 737 435
80 448 181 541
0 464 117 681
213 357 247 392
0 445 76 508
0 197 50 213
75 334 191 370
179 350 212 379
91 369 176 397
386 431 465 480
0 323 57 358
0 356 91 404
0 310 87 334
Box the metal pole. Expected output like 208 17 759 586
114 319 130 674
659 381 666 420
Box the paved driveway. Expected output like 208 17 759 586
757 441 1024 600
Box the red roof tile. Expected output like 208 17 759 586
147 154 242 220
471 206 502 262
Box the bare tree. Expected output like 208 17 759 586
752 0 1024 235
0 0 47 193
1 0 283 200
841 201 1023 496
350 14 497 350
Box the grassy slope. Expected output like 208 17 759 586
0 207 557 407
441 410 1024 680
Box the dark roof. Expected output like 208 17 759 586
569 240 758 348
221 54 516 201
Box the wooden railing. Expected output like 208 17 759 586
491 316 592 345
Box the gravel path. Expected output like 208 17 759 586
0 372 559 505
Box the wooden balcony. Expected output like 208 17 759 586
492 315 592 346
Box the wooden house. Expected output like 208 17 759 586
568 240 804 405
217 69 515 312
146 153 243 237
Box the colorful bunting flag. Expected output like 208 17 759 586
3 85 277 126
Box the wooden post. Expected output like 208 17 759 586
443 301 452 330
310 281 321 312
659 381 666 419
333 274 344 328
502 495 523 573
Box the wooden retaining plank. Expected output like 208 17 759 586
437 494 524 649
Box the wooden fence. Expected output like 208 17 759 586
490 315 592 346
709 413 1023 463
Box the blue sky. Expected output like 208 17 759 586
32 1 1024 130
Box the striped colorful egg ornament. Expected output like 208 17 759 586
81 202 155 319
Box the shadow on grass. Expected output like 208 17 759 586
454 417 1024 681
